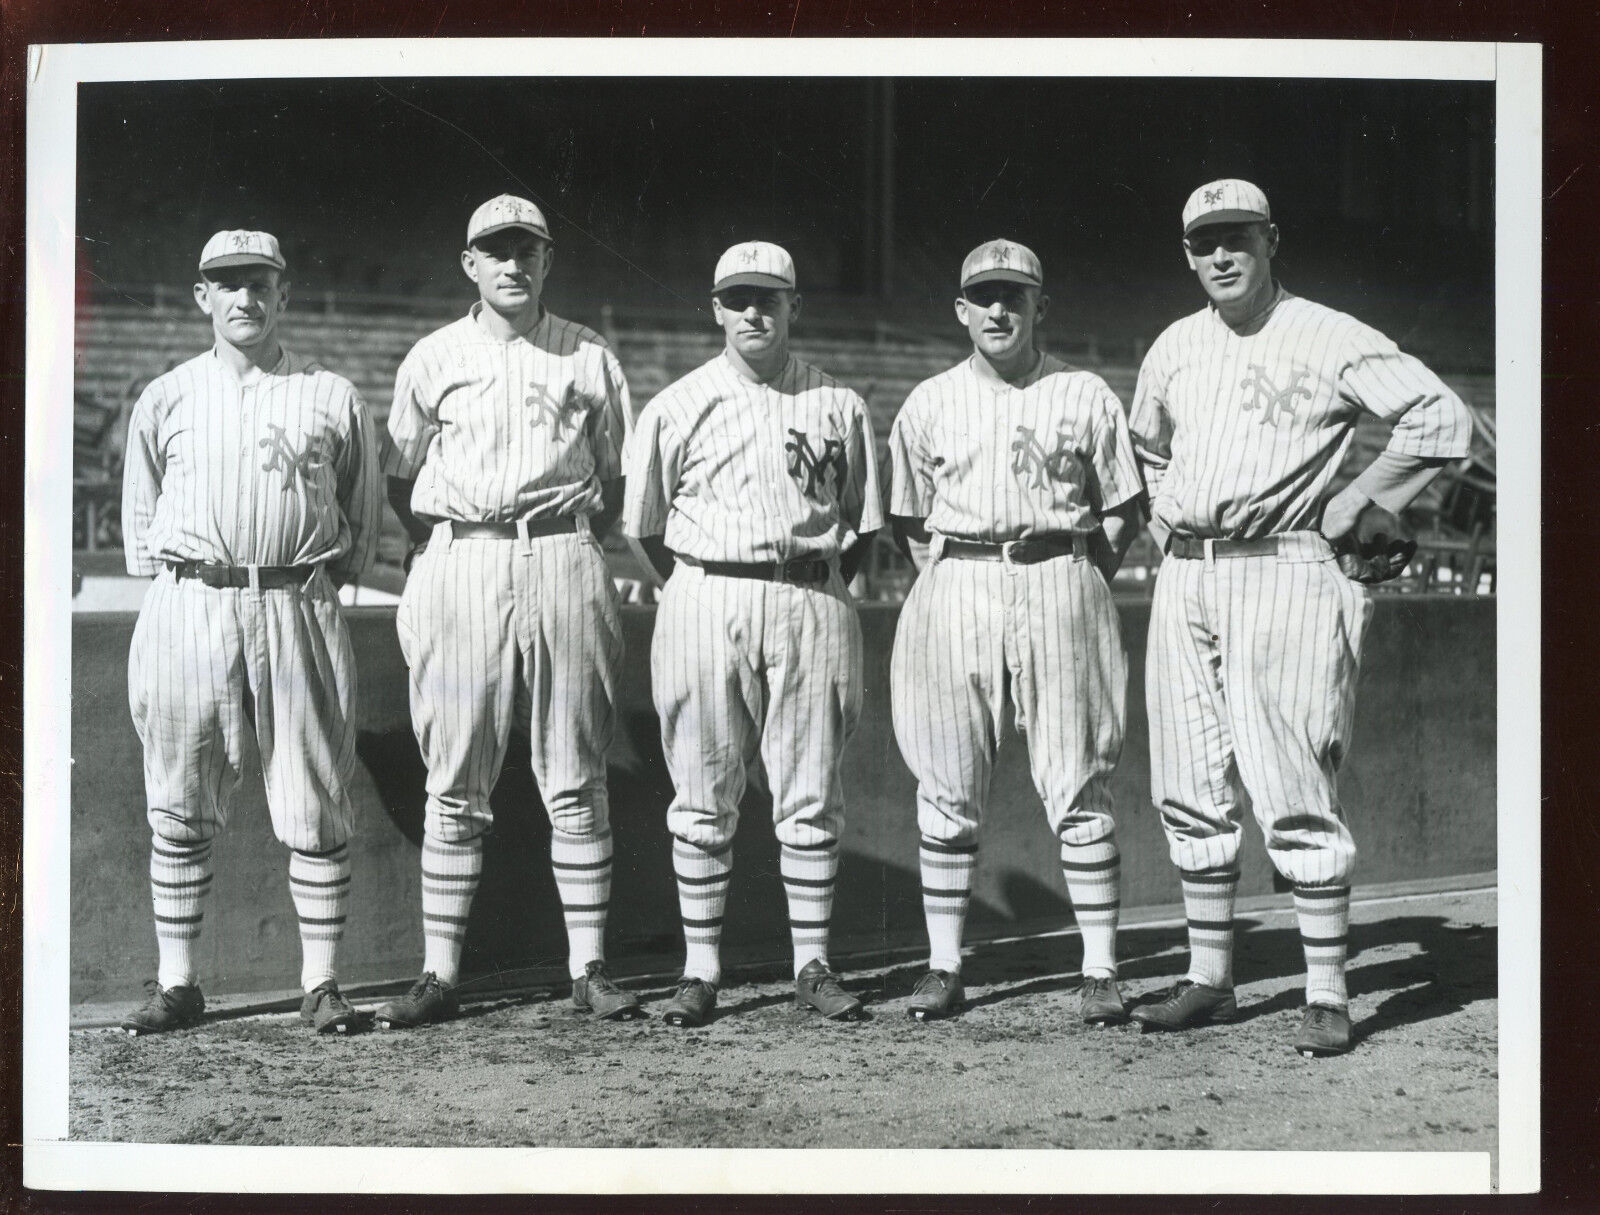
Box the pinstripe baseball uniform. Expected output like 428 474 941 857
888 351 1142 981
123 339 381 998
622 349 883 984
1131 283 1473 1010
383 301 631 984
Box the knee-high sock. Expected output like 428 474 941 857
151 838 213 991
1182 867 1239 988
920 836 977 975
290 845 350 992
421 833 483 986
1061 840 1120 978
1295 884 1352 1007
673 837 732 985
551 827 612 978
781 842 838 977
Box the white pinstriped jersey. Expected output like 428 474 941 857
1129 288 1473 539
888 353 1144 541
383 305 631 522
622 352 884 562
122 347 381 581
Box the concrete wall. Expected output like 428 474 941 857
69 598 1496 1003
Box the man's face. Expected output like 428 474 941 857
712 286 800 361
461 230 553 312
1183 221 1278 309
194 266 287 349
955 281 1048 364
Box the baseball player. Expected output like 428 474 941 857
887 240 1145 1024
120 229 381 1035
622 241 883 1027
1127 180 1473 1056
373 194 639 1028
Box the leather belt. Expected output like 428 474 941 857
442 517 578 540
1165 535 1281 560
169 562 318 589
685 556 832 586
941 533 1088 565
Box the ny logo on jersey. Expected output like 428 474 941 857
1010 423 1080 490
525 383 588 437
1238 365 1313 425
258 423 326 488
785 428 847 498
1203 187 1226 205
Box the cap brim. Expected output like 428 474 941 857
713 272 794 292
469 221 553 244
199 254 286 273
1184 209 1268 235
962 268 1041 289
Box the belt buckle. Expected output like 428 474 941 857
1001 539 1024 566
777 558 802 584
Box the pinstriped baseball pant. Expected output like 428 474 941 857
1146 535 1372 884
651 563 864 850
128 568 359 853
890 550 1126 846
396 527 623 843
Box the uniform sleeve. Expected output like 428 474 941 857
383 348 441 479
586 342 633 483
887 389 936 518
620 401 684 539
330 383 382 581
1128 339 1174 502
1336 323 1474 460
840 393 884 536
1084 377 1145 515
120 384 165 576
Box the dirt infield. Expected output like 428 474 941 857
69 888 1496 1160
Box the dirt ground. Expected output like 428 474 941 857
69 888 1496 1159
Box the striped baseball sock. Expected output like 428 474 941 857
1295 884 1352 1008
289 845 350 992
673 837 732 985
1181 867 1240 989
1061 840 1120 979
920 836 978 975
150 838 213 991
421 834 483 986
781 842 839 977
551 827 613 979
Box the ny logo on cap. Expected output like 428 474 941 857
740 245 761 265
1204 187 1226 205
1238 365 1313 426
994 243 1013 261
230 232 251 250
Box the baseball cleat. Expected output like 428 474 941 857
660 976 718 1028
373 971 459 1029
907 969 964 1022
1294 1002 1352 1057
1079 975 1128 1026
1129 980 1238 1032
120 981 205 1036
795 959 864 1021
571 960 644 1021
299 981 367 1035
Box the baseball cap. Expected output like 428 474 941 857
1182 179 1271 235
198 230 286 275
713 241 796 293
960 239 1043 290
467 194 553 245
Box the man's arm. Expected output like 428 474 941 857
840 530 879 583
591 478 625 541
1090 498 1145 582
626 534 676 588
387 476 433 549
889 515 932 572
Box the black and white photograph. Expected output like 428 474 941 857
22 35 1539 1195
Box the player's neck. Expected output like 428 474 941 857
974 346 1041 387
724 344 789 385
213 335 283 380
475 299 545 342
1215 277 1280 332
